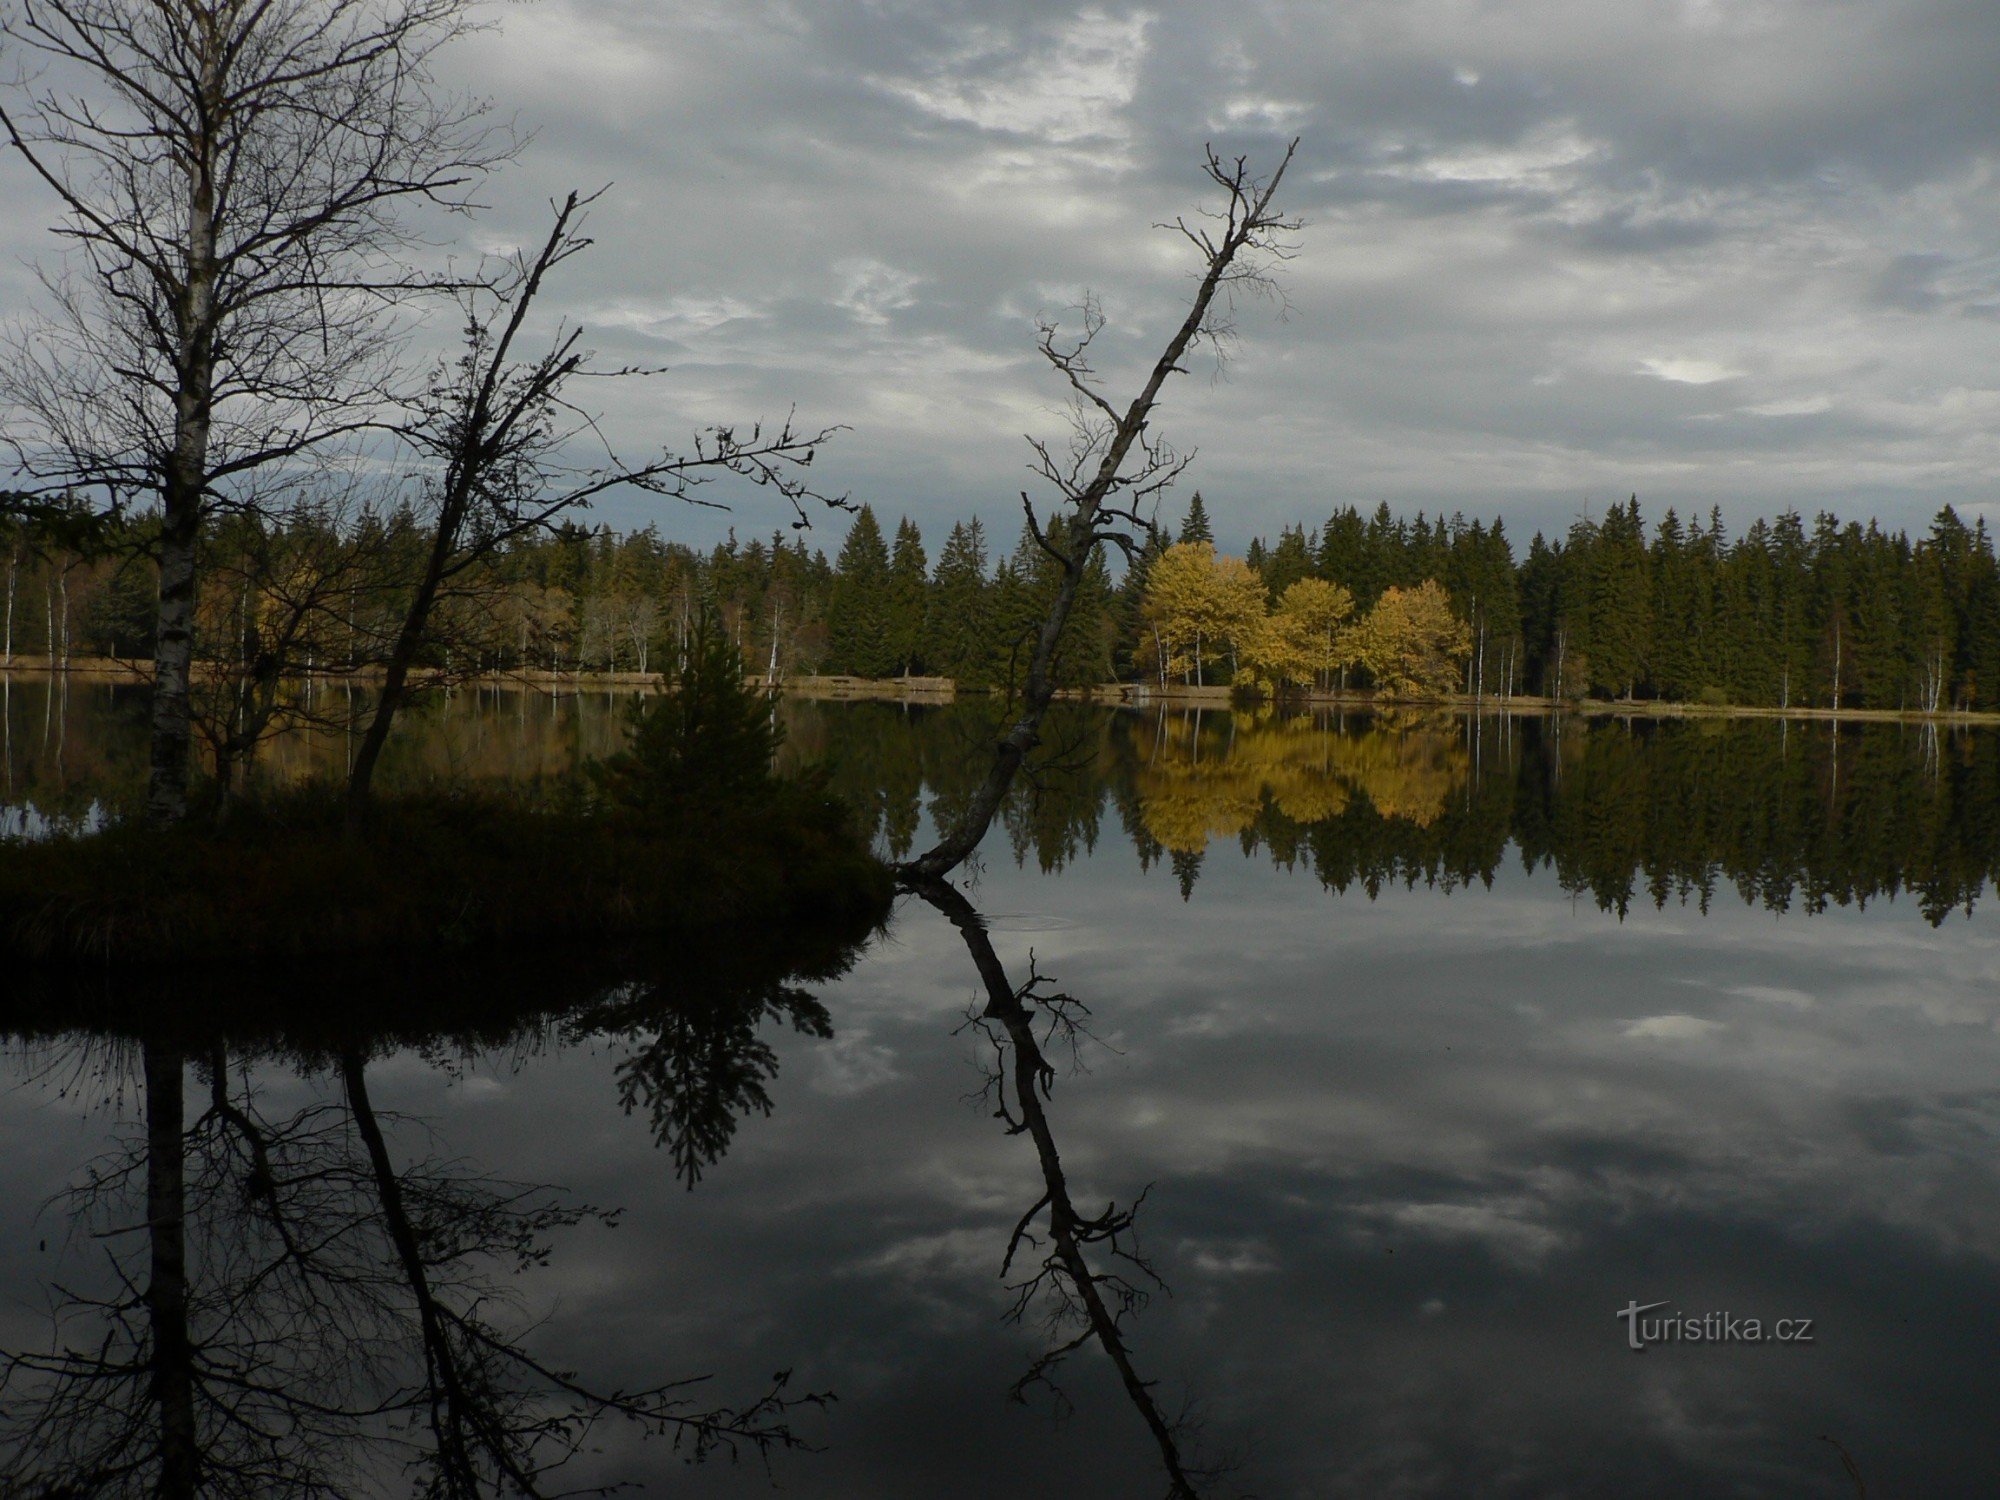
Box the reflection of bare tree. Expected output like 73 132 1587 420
1 1032 825 1497
912 878 1223 1499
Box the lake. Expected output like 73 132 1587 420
3 678 1996 1497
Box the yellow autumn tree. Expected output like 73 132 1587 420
1140 541 1267 686
1243 577 1356 691
1349 579 1471 699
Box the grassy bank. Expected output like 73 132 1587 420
0 785 893 966
0 784 893 966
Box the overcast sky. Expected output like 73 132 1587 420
11 0 2000 557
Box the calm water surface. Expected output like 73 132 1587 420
3 680 1998 1497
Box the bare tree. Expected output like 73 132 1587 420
902 143 1300 881
343 189 845 815
0 0 510 826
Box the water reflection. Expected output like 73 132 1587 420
0 933 865 1497
5 695 2000 1494
797 702 2000 923
12 681 1999 926
916 877 1215 1497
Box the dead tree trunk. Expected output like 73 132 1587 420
901 142 1298 881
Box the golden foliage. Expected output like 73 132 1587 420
1242 577 1356 689
1135 711 1468 851
1140 542 1267 684
1346 580 1471 699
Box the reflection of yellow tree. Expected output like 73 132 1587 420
1136 711 1468 851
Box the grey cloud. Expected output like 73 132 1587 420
4 0 1998 553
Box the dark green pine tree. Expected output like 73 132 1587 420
827 504 895 677
1927 506 1980 708
1064 545 1118 686
1261 522 1315 601
1518 531 1563 695
1553 511 1599 699
1115 523 1170 681
886 516 929 677
1811 513 1855 707
1845 522 1908 709
1359 502 1402 607
1769 509 1815 709
927 518 991 685
985 552 1038 694
1445 517 1520 696
1317 506 1367 599
1908 530 1954 713
1647 509 1697 700
994 518 1114 688
1178 491 1214 545
1717 518 1777 703
1962 521 2000 710
1587 497 1650 699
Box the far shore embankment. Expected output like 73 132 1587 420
8 656 2000 724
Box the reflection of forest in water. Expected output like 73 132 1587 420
9 678 1998 922
801 702 2000 923
0 676 640 831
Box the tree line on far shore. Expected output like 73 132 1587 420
9 487 2000 714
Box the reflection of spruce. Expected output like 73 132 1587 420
1171 846 1204 900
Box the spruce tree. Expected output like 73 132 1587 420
1587 497 1650 698
1115 525 1170 681
1318 508 1367 599
1178 492 1214 545
927 518 991 685
1263 523 1315 600
827 504 894 677
886 516 929 676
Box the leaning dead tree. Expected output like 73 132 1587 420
344 188 845 815
900 142 1299 882
0 0 508 826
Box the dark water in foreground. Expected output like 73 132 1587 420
3 683 1999 1497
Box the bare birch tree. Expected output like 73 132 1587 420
0 0 509 825
901 142 1300 882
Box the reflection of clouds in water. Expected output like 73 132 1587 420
1623 1014 1725 1039
1720 983 1815 1008
6 805 2000 1493
810 1030 901 1096
1370 1200 1569 1270
850 1226 994 1282
1181 1237 1278 1276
